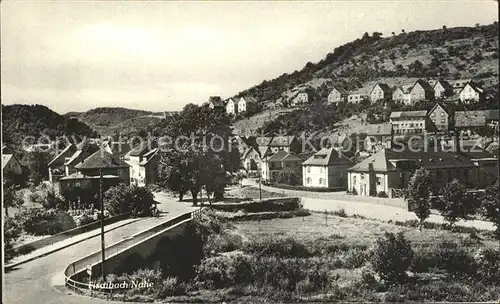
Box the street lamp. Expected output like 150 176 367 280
99 169 105 281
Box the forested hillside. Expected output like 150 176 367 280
65 107 164 137
2 104 96 147
236 23 498 105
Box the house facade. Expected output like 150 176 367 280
459 83 485 103
389 111 428 135
238 96 257 113
370 83 393 103
301 148 352 188
348 92 370 104
291 92 310 107
208 96 224 109
242 146 268 171
452 79 472 94
260 150 302 183
2 154 23 177
392 86 413 105
327 87 348 103
433 80 453 99
428 103 450 132
48 144 77 182
454 110 497 136
225 98 237 115
123 144 159 186
347 149 477 198
410 79 434 102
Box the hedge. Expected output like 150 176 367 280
272 183 346 193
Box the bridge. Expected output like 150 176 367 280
3 193 199 304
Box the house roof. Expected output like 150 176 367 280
454 110 492 128
348 148 475 172
332 86 349 95
65 150 84 166
488 110 499 121
75 149 130 170
428 102 450 115
139 148 159 166
258 146 271 158
48 144 75 167
390 110 428 118
209 96 223 107
459 82 484 95
127 142 152 157
256 136 272 147
302 148 352 166
240 96 257 104
412 79 434 93
269 136 297 147
434 79 453 91
452 79 472 88
2 154 14 170
60 172 121 181
349 87 370 95
372 83 393 94
267 150 301 162
366 123 392 136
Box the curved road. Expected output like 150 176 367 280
4 193 196 304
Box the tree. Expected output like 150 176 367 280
391 31 396 36
406 168 432 230
480 181 500 239
371 232 414 283
401 29 405 34
25 150 51 185
372 32 383 40
439 179 478 227
277 168 300 186
103 183 131 215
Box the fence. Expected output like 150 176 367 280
7 212 131 256
64 210 198 295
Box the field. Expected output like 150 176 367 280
224 184 286 201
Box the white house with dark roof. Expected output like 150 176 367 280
459 82 485 103
208 96 224 109
260 150 302 182
433 80 454 99
428 103 451 132
238 96 257 113
348 88 370 104
327 86 349 103
370 83 393 103
48 144 77 182
302 148 353 188
225 98 238 115
123 142 158 186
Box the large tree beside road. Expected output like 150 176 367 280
156 104 239 205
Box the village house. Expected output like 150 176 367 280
225 98 238 115
370 83 393 103
48 143 77 182
392 85 413 105
59 148 131 201
452 79 472 94
347 148 477 198
327 86 349 103
267 136 301 154
241 146 271 172
238 96 257 113
389 110 428 135
2 153 24 179
260 150 302 183
208 96 224 109
364 123 393 152
427 103 451 132
123 143 159 186
409 79 435 102
290 92 311 107
301 147 353 188
63 140 100 176
347 88 370 104
433 79 454 99
459 82 485 103
454 110 499 136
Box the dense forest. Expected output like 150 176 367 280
2 104 96 148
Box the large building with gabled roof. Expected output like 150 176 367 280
302 147 353 188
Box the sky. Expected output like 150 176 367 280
1 1 498 114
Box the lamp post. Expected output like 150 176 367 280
258 172 262 202
99 168 105 281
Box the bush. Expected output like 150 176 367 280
371 232 413 283
377 191 388 198
4 217 22 253
16 209 76 235
104 184 155 217
156 277 186 297
74 213 96 227
474 248 500 283
243 236 310 258
411 242 476 276
332 208 347 217
203 233 243 256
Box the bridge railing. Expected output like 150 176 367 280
64 209 201 294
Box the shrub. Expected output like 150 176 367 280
16 209 76 235
342 247 370 268
203 233 243 256
371 232 413 283
377 191 388 198
74 213 96 227
156 277 186 297
4 217 22 253
474 248 500 283
332 208 347 218
243 236 310 258
104 184 155 217
411 241 476 276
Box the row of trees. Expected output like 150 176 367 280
407 168 499 238
156 104 240 205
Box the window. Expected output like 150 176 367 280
306 177 311 184
361 173 365 180
353 176 357 184
377 177 382 185
307 167 311 173
320 167 323 173
319 178 324 185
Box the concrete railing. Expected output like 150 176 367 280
64 209 201 294
7 212 131 257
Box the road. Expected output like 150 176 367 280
3 192 196 304
242 179 495 231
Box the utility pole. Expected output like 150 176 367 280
259 172 262 202
99 169 105 281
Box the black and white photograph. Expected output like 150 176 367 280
1 1 500 303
